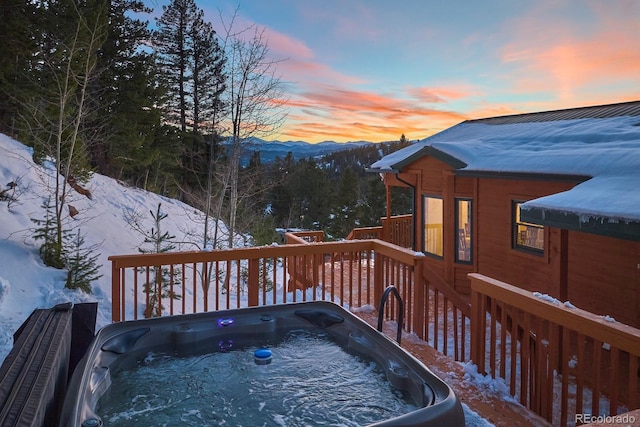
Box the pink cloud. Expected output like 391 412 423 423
499 1 640 101
262 28 314 60
279 59 366 87
407 85 483 103
239 25 368 87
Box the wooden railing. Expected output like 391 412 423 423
287 231 426 336
109 232 640 426
470 273 640 426
381 214 413 248
287 231 471 364
284 230 324 243
283 232 326 290
346 226 382 241
109 238 425 329
347 214 413 248
421 263 472 362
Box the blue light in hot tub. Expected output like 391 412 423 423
217 317 234 327
218 339 234 352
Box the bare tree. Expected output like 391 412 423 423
215 10 288 248
21 1 108 267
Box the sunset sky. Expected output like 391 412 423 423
146 0 640 143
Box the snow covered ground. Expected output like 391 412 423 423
0 133 230 360
0 133 498 426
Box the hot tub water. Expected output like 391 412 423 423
96 329 419 426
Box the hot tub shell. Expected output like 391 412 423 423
60 301 465 426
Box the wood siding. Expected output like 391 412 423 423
476 178 575 296
414 157 446 193
567 232 639 326
390 158 640 328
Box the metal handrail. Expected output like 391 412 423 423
377 285 404 344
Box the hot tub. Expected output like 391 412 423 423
60 301 465 426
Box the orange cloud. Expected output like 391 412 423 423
464 104 522 120
251 23 484 142
272 84 469 143
205 8 477 143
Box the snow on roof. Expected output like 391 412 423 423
370 108 640 224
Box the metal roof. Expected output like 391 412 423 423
369 100 640 240
468 100 640 125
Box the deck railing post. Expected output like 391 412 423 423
248 258 259 306
155 266 162 317
470 276 486 375
412 258 425 340
373 251 384 309
381 217 390 242
111 258 121 322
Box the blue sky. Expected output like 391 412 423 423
145 0 640 142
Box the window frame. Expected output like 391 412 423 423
512 200 544 255
455 198 473 264
422 195 444 258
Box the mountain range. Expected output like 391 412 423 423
226 138 377 165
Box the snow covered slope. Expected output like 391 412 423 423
0 134 227 361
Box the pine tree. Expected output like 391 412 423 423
31 197 68 269
65 230 102 293
87 0 164 182
155 0 198 132
136 203 181 317
359 174 386 227
328 167 359 238
190 9 226 134
249 213 279 246
0 0 39 136
154 0 227 199
32 198 101 293
268 152 297 228
298 158 332 230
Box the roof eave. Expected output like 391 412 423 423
521 207 640 242
454 170 591 183
367 145 467 173
365 167 400 173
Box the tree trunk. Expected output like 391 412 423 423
227 136 241 248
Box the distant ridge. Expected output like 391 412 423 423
224 137 378 165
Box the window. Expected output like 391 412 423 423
513 201 544 253
456 199 472 263
423 196 443 257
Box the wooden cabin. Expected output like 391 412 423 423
368 101 640 328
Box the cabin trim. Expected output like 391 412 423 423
453 169 590 183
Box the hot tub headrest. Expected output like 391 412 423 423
294 310 344 328
101 328 150 354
